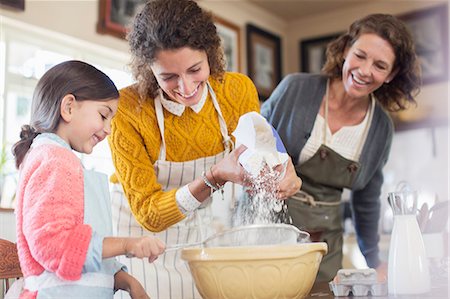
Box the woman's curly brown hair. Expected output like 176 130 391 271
322 14 421 112
127 0 226 99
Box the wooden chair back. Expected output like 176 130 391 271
0 238 22 296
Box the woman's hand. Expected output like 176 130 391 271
212 145 301 198
276 159 301 199
376 262 388 282
124 236 165 263
211 145 248 185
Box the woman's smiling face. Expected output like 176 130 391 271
150 47 210 106
342 33 397 99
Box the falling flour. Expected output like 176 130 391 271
233 162 292 226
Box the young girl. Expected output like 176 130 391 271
12 60 165 299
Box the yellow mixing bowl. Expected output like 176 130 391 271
181 242 328 299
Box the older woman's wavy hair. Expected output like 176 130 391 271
127 0 226 99
322 13 421 111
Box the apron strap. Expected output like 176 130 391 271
323 80 330 145
206 82 232 153
291 190 341 207
155 92 168 161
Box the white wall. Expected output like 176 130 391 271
0 0 129 53
198 0 288 75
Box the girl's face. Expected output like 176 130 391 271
342 33 397 99
150 47 210 106
65 97 118 154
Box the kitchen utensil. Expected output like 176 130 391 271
164 223 310 252
424 200 449 233
165 241 204 252
202 223 310 247
388 190 430 295
125 241 204 257
417 202 429 232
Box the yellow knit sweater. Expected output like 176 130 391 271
109 72 260 232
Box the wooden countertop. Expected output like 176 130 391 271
306 281 449 298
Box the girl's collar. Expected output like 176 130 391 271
32 133 71 150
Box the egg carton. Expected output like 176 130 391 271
329 269 388 297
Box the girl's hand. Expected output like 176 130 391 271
129 280 151 299
114 271 150 299
125 236 165 263
276 159 301 199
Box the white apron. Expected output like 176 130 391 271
112 82 239 299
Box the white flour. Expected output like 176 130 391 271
233 162 292 226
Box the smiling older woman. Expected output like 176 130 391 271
262 13 421 282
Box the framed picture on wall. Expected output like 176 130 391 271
398 4 448 85
214 16 241 72
97 0 146 39
246 24 282 101
299 33 341 73
0 0 24 11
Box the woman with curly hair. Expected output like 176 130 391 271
262 13 421 282
108 0 301 297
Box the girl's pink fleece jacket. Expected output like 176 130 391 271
15 144 92 298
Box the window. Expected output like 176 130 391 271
0 17 133 208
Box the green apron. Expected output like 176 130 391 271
288 81 373 282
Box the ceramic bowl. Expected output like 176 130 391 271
181 242 328 299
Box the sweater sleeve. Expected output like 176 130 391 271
260 74 290 121
261 73 323 163
351 167 383 268
109 89 185 232
21 146 92 281
351 127 393 268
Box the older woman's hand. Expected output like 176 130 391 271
276 159 302 199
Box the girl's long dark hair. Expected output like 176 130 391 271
12 60 119 168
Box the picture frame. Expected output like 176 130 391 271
299 33 341 73
97 0 146 39
246 24 282 101
214 16 241 72
0 0 24 11
398 4 448 85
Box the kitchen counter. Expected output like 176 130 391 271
306 282 449 298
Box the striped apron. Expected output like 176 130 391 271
112 82 238 299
